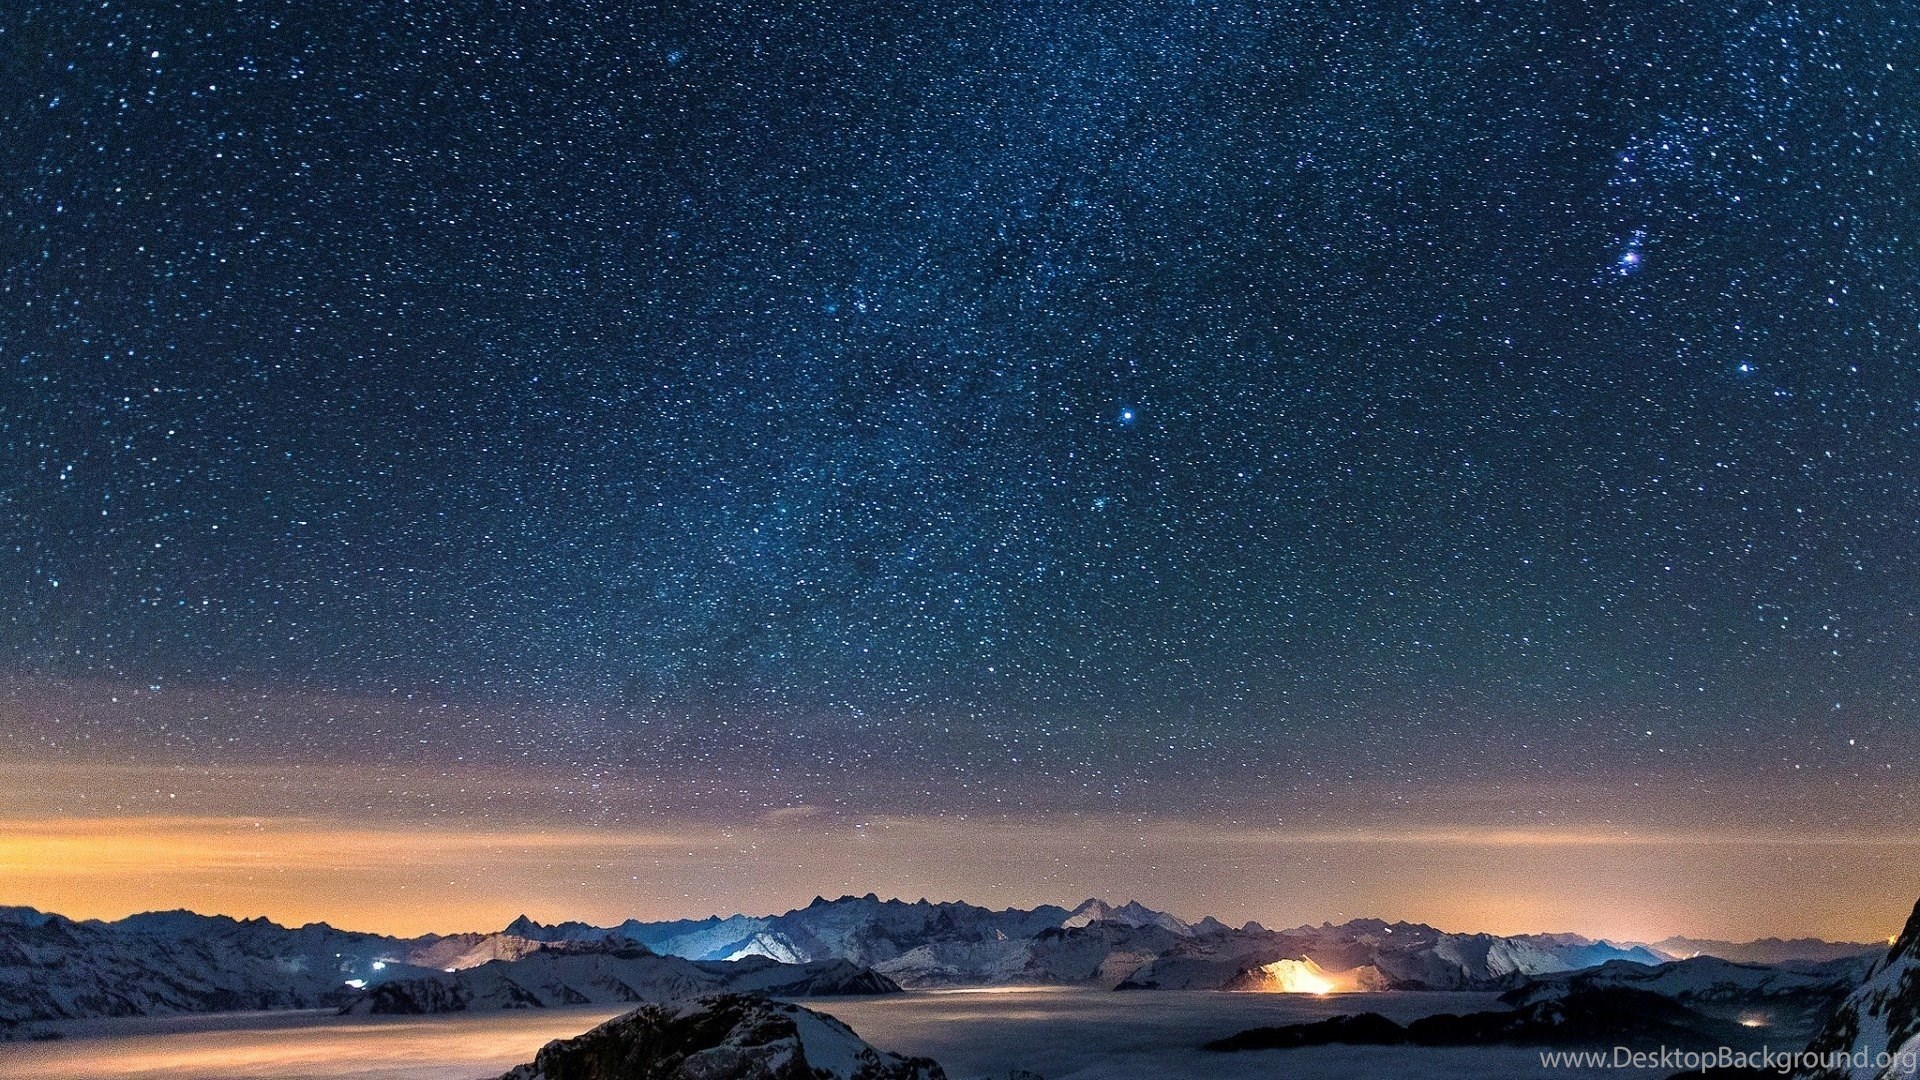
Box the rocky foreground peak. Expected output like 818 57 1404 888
498 993 944 1080
1795 898 1920 1080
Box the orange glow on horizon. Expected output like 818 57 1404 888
0 815 709 935
1 805 1916 942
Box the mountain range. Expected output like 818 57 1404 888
351 946 900 1014
487 910 1920 1080
0 896 1886 1036
498 895 1705 990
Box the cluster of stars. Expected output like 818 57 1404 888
1 0 1916 831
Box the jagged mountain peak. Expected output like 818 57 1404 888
808 892 886 908
1887 899 1920 966
1064 898 1190 934
1794 897 1920 1079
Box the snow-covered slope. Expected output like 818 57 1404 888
1647 935 1883 967
1508 955 1871 1007
746 894 1078 969
10 893 1857 1037
1062 899 1192 935
0 906 889 1035
506 898 1671 991
1797 899 1920 1080
0 906 423 1031
497 993 944 1080
348 944 902 1013
1111 918 1665 991
1503 954 1872 1044
615 914 774 960
509 894 1082 987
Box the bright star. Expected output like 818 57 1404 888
1117 407 1137 426
1614 229 1647 275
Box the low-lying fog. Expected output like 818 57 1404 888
1 989 1637 1080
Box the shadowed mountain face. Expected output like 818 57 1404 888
1646 937 1884 968
0 907 893 1035
496 994 945 1080
1796 899 1920 1080
1501 954 1874 1046
0 897 1884 1038
1108 918 1669 992
1206 987 1760 1053
509 897 1669 991
352 949 901 1015
1203 942 1907 1062
0 906 402 1028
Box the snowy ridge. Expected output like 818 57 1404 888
513 897 1666 990
1645 935 1884 967
1111 917 1667 992
2 895 1888 1036
0 906 430 1030
0 906 890 1034
1506 954 1872 1008
1062 899 1192 934
348 946 902 1014
1797 898 1920 1080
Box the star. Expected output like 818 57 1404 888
3 0 1910 941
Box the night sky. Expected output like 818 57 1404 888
4 1 1919 938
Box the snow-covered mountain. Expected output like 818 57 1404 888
1502 954 1874 1045
1062 898 1192 935
5 894 1883 1038
0 906 886 1035
1110 918 1666 991
497 993 944 1080
1797 899 1920 1080
0 906 425 1030
1645 935 1884 967
351 944 901 1013
514 897 1662 991
507 894 1082 986
1507 954 1872 1008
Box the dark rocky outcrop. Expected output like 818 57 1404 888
497 993 945 1080
1793 898 1920 1079
1207 987 1754 1053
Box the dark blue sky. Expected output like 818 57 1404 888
4 0 1918 831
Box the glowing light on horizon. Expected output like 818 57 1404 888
1253 958 1338 994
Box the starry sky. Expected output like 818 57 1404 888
4 1 1919 939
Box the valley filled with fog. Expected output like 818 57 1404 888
0 989 1652 1080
